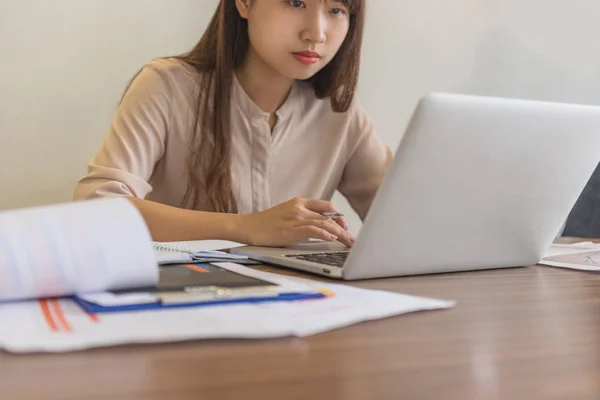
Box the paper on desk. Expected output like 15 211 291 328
77 292 158 306
0 263 455 353
0 198 158 302
540 242 600 271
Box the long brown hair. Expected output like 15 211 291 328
176 0 366 213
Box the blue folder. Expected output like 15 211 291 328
73 291 324 314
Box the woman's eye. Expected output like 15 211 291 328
330 8 347 16
289 0 306 8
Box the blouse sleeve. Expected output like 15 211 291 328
337 101 391 220
73 62 171 200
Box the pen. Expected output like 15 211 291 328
320 212 344 218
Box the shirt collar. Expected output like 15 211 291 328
232 73 297 122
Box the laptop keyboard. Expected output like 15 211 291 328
285 252 349 267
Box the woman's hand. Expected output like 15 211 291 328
236 197 355 247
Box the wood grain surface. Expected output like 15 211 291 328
1 238 599 400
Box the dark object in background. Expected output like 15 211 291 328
564 162 600 238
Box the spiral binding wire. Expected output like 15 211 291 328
152 242 194 253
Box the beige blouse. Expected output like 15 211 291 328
74 58 389 219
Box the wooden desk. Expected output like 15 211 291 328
2 246 600 399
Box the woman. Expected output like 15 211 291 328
74 0 391 247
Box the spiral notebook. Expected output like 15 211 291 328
152 240 258 265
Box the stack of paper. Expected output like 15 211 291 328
541 242 600 271
0 198 158 302
0 199 456 354
0 263 455 353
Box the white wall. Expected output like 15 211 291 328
0 0 212 209
2 0 600 233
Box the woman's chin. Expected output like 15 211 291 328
286 67 323 81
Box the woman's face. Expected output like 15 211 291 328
237 0 351 80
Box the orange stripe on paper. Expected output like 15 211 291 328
50 299 72 333
39 300 58 332
185 264 209 273
318 288 335 298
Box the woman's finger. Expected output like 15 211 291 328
323 218 354 245
295 219 354 247
302 199 337 214
332 216 348 231
293 225 338 242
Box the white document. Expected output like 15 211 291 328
214 262 329 294
0 264 455 353
540 242 600 271
543 242 600 257
76 292 158 307
0 198 158 301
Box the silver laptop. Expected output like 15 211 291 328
231 92 600 280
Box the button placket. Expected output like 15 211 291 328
250 117 272 212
